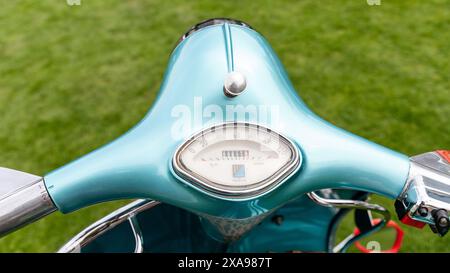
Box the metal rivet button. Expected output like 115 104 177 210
223 72 247 97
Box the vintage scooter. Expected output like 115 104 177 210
0 19 449 253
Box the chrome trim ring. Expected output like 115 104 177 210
175 18 253 48
172 122 301 200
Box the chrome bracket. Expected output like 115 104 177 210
58 199 160 253
307 190 390 253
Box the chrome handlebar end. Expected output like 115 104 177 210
0 167 56 237
396 151 450 236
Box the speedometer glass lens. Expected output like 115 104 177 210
172 123 301 199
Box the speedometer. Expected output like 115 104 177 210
172 123 301 199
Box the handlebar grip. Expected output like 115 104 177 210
0 168 56 237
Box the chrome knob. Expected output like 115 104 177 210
223 71 247 97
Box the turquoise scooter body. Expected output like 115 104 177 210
42 19 412 252
81 193 359 252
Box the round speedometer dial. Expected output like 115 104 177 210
172 123 301 199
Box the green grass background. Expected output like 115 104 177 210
0 0 449 252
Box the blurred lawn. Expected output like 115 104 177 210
0 0 449 252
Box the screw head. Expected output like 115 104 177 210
224 72 247 97
418 207 429 217
438 217 449 227
271 215 284 226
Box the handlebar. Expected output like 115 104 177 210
0 168 56 237
0 19 448 243
396 151 450 236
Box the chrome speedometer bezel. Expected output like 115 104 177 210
172 122 301 200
